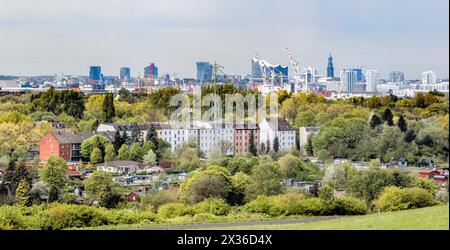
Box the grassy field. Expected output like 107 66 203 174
198 205 449 230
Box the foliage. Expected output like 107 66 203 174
84 171 120 208
80 135 112 161
192 198 231 216
90 147 103 164
117 144 131 160
30 87 85 119
15 179 31 207
143 149 157 165
245 163 284 200
157 203 191 219
41 156 68 202
104 144 116 162
101 93 115 123
373 187 436 212
277 154 302 178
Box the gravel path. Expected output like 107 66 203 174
136 217 340 230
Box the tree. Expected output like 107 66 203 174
146 124 159 149
376 126 408 163
80 135 112 161
180 166 232 204
143 149 157 165
41 156 68 202
117 144 131 160
273 136 280 153
101 93 115 123
249 130 257 156
265 139 271 153
397 115 407 132
404 130 417 143
84 171 120 208
104 144 116 162
278 154 301 178
306 135 314 156
323 165 346 190
15 179 31 206
370 114 382 129
246 163 284 199
382 108 394 126
130 142 144 161
113 129 126 153
90 147 103 164
260 143 266 155
0 161 32 197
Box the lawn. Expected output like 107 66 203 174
198 205 449 230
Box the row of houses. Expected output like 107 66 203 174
97 118 297 156
38 117 298 161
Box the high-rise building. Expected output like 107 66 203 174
144 63 158 79
327 54 334 78
340 69 357 93
196 62 213 82
349 68 364 81
421 70 436 85
119 67 131 81
389 71 405 83
366 70 379 92
89 66 102 82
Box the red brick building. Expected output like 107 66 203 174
233 122 260 155
40 131 115 162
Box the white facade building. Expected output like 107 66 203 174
259 118 296 152
366 70 379 93
340 69 357 93
421 71 437 85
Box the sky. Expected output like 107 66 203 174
0 0 448 79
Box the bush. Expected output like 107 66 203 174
435 189 449 203
157 203 192 219
105 209 156 225
58 193 79 204
374 186 436 212
45 204 109 229
243 196 284 216
284 198 324 216
323 197 367 215
192 198 230 216
0 206 38 229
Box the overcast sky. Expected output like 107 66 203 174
0 0 448 79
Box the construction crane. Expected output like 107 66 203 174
212 61 225 85
285 48 309 93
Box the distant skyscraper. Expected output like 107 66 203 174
421 70 436 84
89 66 102 82
196 62 213 82
327 54 334 78
119 67 131 81
349 68 364 81
389 71 405 83
366 70 379 92
144 63 158 79
340 69 357 93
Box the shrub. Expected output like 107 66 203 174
284 198 324 216
192 198 230 216
323 197 367 215
374 186 436 212
0 206 38 229
105 209 156 225
58 193 79 204
157 203 191 219
243 196 284 216
46 204 109 229
435 189 449 203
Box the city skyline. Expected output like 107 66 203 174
0 0 448 79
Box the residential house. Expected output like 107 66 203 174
234 122 260 155
40 131 115 162
127 192 139 202
96 161 153 175
419 168 449 185
389 157 408 168
197 121 234 156
40 131 94 161
97 123 149 144
259 118 296 152
416 159 435 168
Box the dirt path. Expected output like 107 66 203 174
137 216 340 230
